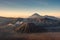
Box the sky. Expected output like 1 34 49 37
0 0 60 18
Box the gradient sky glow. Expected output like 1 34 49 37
0 0 60 18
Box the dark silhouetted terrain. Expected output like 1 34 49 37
0 13 60 40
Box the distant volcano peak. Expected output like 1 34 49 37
32 13 40 16
29 13 42 18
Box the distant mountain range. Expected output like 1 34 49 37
0 13 60 33
14 13 60 33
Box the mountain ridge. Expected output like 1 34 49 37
14 13 60 33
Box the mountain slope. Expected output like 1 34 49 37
14 22 47 33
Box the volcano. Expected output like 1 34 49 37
29 13 43 18
14 13 60 33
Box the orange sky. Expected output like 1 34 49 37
0 9 60 18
